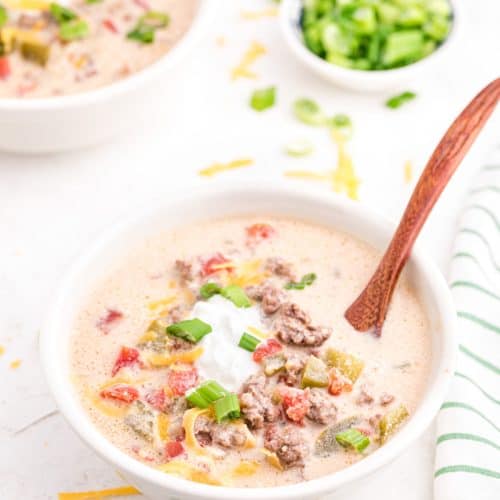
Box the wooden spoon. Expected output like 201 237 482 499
345 78 500 336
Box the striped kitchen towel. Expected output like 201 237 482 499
434 150 500 500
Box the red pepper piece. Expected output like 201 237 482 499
100 384 139 404
144 388 168 412
0 57 11 80
252 338 282 363
200 253 234 277
245 223 276 246
281 388 310 425
165 440 184 459
111 346 141 377
97 308 123 334
102 19 118 33
166 367 198 396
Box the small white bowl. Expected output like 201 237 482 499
40 181 456 500
279 0 461 93
0 0 216 153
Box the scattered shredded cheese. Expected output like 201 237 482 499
0 345 5 357
261 448 283 471
183 408 213 456
198 158 254 177
241 7 279 20
404 160 413 183
9 359 21 370
3 0 49 10
58 486 140 500
229 259 268 288
246 326 269 339
231 41 267 80
147 346 204 367
158 460 222 486
232 460 260 476
147 295 176 311
330 129 360 200
284 171 330 181
157 413 170 441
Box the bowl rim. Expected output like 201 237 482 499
279 0 462 83
40 180 457 500
0 0 216 111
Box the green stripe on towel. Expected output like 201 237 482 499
455 372 500 405
458 228 499 271
450 280 500 301
440 402 500 433
457 311 500 335
435 465 500 479
458 345 500 375
436 433 500 451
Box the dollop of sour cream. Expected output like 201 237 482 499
191 295 262 392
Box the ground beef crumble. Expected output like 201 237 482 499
306 388 337 425
246 281 287 315
239 374 280 429
264 424 309 468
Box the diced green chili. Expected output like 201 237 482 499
323 348 364 383
284 272 316 290
250 86 276 112
20 40 50 67
301 355 329 388
379 404 409 443
59 19 89 41
166 318 212 343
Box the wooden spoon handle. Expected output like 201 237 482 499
345 78 500 336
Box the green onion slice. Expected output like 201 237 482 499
59 19 89 41
140 11 170 29
50 3 77 24
213 393 240 422
250 86 276 112
0 6 8 29
220 284 251 308
186 380 228 408
127 24 155 44
284 272 317 290
385 91 417 109
238 332 261 352
166 318 212 343
330 114 352 128
335 428 370 452
199 282 222 299
284 139 314 157
293 98 327 126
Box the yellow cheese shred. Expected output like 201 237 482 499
229 259 268 288
183 408 213 456
0 345 4 356
261 448 284 471
147 295 176 311
58 486 140 499
231 41 267 80
232 460 260 476
9 359 22 370
157 413 170 441
158 460 222 486
199 158 254 177
330 128 360 200
3 0 49 10
246 326 269 340
147 346 204 367
284 171 330 181
404 160 413 183
241 7 279 20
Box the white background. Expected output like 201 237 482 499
1 0 499 498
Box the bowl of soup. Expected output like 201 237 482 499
0 0 213 152
40 181 456 499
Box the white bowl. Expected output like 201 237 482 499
0 0 215 153
40 181 456 500
280 0 461 93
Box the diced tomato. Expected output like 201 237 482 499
0 57 11 80
144 388 169 412
328 370 353 396
102 19 118 33
165 440 184 459
111 346 141 377
281 388 310 425
252 338 282 363
167 367 198 396
200 253 234 277
245 223 276 246
100 384 139 404
97 308 124 334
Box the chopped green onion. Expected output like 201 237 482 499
250 86 276 112
330 114 352 129
238 332 260 352
284 272 317 290
127 24 155 44
85 0 102 3
140 11 170 29
335 428 370 452
220 284 251 308
199 282 222 299
166 318 212 343
213 393 240 422
284 139 314 157
385 91 417 109
0 6 8 28
50 3 77 24
186 380 228 408
59 19 89 41
293 98 327 126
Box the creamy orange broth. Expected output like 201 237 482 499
70 216 431 487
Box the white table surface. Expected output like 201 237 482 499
1 1 499 498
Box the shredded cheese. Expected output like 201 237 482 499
158 460 222 486
229 259 267 288
157 413 170 441
232 460 260 476
404 160 413 183
58 486 140 500
331 129 360 200
0 345 5 357
231 41 267 80
198 158 254 177
147 295 176 311
261 448 284 471
241 7 279 20
147 346 204 367
3 0 49 10
246 326 269 340
284 170 330 181
182 408 213 456
9 359 22 370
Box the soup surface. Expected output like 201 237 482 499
71 216 431 487
0 0 197 98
